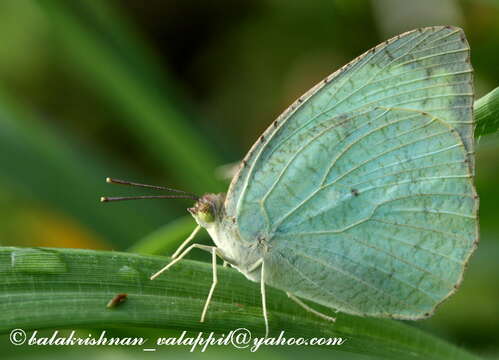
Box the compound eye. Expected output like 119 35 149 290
198 209 215 223
189 197 216 224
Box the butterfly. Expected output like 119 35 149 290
103 26 478 337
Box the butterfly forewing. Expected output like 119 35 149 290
224 26 477 318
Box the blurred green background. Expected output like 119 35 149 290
0 0 498 358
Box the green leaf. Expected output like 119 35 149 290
474 86 499 137
0 247 478 359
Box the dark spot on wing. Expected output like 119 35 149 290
351 188 359 196
385 49 394 60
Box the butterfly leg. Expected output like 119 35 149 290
248 258 269 337
200 247 220 322
151 243 223 324
171 224 202 259
286 292 336 323
150 243 213 280
261 260 269 338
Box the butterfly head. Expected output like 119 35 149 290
188 193 225 228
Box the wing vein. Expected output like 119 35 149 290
287 247 436 306
387 208 476 219
272 117 460 230
289 240 451 296
275 250 355 310
345 160 466 187
370 219 470 243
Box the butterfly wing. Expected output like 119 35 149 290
224 26 478 318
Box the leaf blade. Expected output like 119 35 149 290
475 86 499 137
0 247 478 359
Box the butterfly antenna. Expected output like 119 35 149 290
101 177 199 202
101 195 198 202
106 177 199 197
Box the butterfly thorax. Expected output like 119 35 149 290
189 193 266 282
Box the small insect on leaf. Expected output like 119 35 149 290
106 293 128 309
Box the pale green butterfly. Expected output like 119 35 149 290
103 26 478 336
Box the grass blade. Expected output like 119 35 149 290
475 86 499 137
0 246 478 359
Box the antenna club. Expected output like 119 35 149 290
100 197 108 202
106 177 112 183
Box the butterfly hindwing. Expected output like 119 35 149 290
265 107 477 318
